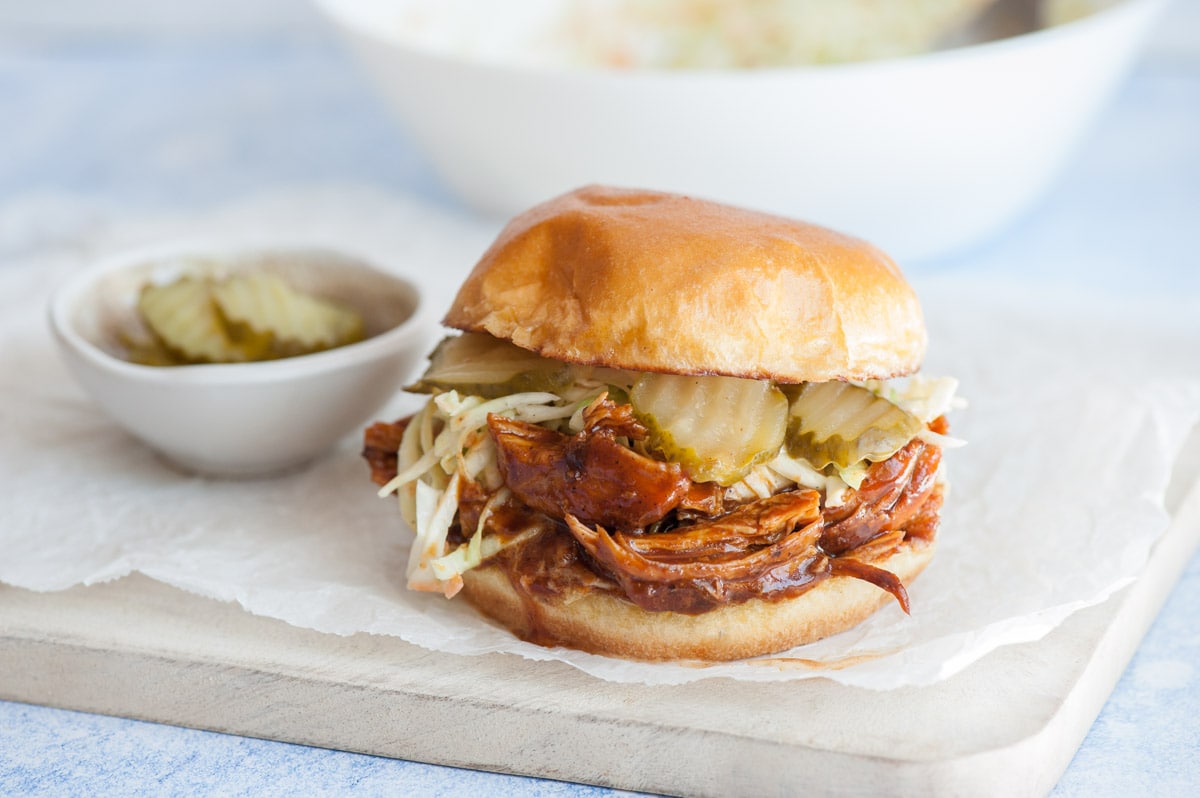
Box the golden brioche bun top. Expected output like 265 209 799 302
444 186 926 382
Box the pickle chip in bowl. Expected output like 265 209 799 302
49 243 430 477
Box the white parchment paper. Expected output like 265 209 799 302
2 188 1198 688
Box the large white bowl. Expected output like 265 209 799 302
49 243 429 477
316 0 1165 261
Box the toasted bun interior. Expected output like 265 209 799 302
445 185 926 383
459 539 934 662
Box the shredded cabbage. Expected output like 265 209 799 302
379 389 575 594
409 474 462 596
857 374 968 452
737 449 854 506
858 374 966 424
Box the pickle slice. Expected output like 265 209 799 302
407 333 572 398
212 272 364 355
138 277 266 363
783 381 922 471
630 373 787 486
118 329 183 367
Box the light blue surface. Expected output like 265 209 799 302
1 5 1198 796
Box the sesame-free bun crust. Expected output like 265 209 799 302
445 185 927 383
459 538 934 662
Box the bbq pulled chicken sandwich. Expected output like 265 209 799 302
364 186 962 661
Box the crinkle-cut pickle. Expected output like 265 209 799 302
213 272 363 354
133 271 363 366
407 333 574 398
630 373 788 486
783 381 922 471
137 277 270 363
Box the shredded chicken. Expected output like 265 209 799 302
829 557 911 614
820 438 942 555
560 490 833 612
363 417 410 487
487 397 692 532
565 490 821 579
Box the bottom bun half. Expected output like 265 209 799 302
459 540 935 662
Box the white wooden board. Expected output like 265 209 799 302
2 472 1197 797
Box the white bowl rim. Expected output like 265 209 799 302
49 238 431 387
313 0 1167 79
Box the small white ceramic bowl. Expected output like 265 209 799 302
49 243 429 477
316 0 1165 261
